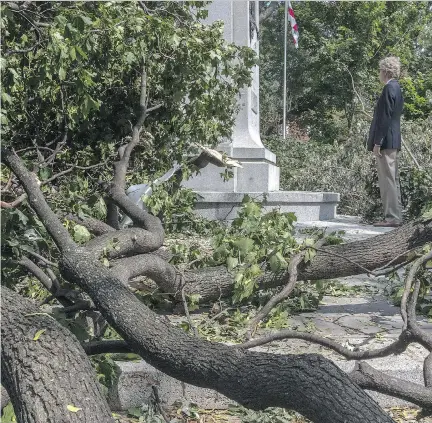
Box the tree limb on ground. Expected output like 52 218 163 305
2 147 399 423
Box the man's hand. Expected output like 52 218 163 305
373 145 382 157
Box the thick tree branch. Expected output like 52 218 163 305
65 214 116 236
110 253 178 292
349 361 432 409
103 65 164 241
240 330 410 360
401 250 432 329
2 149 75 252
112 65 147 191
174 220 432 303
85 227 163 259
82 339 132 355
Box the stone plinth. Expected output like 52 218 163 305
193 191 340 222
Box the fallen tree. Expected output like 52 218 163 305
3 114 432 422
2 66 432 423
2 147 400 423
3 3 431 422
3 69 432 423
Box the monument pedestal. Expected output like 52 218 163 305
191 191 339 222
183 0 339 222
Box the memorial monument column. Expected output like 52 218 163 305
184 0 339 221
184 0 280 194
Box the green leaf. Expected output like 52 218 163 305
58 68 66 81
33 329 46 341
73 224 91 243
304 248 316 263
1 92 12 104
226 256 238 271
67 404 82 413
249 264 262 277
75 45 88 59
304 238 315 247
1 402 16 423
422 207 432 221
79 15 93 26
269 252 288 272
69 46 76 60
233 237 254 256
38 167 52 181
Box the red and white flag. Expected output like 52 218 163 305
287 1 299 48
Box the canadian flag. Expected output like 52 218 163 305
287 1 299 48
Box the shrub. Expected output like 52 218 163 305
264 118 432 221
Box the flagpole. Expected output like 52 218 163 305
283 0 288 139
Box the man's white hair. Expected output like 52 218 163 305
379 56 401 79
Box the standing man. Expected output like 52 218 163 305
368 56 404 227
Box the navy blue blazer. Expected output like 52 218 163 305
367 79 404 151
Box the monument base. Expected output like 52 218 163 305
193 191 340 222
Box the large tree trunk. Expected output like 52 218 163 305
1 287 114 423
178 219 432 302
61 248 395 423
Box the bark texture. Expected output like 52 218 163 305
61 249 395 423
1 287 114 423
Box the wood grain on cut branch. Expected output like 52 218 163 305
350 361 432 409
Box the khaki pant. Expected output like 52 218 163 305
376 149 402 222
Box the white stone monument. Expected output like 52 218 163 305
184 0 339 221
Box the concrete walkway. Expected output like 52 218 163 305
109 216 431 412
